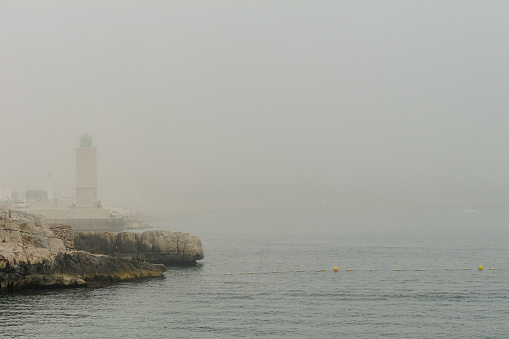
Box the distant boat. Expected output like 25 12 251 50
462 209 477 213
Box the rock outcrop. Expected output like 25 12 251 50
74 230 204 265
49 222 75 250
0 209 165 291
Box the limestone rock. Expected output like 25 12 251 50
74 230 204 265
0 209 165 292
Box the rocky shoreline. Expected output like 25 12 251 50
74 230 204 265
0 208 204 292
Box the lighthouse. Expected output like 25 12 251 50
75 133 98 208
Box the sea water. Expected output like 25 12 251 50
1 207 508 338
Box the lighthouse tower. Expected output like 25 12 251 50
75 133 98 208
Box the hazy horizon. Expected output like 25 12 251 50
2 1 509 209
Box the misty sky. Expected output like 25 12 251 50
1 1 509 208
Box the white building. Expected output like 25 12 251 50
75 133 98 208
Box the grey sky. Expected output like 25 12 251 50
1 1 509 208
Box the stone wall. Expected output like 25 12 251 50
23 207 112 219
17 207 151 232
52 217 125 232
48 223 75 250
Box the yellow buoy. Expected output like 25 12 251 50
446 268 451 270
333 266 339 272
226 273 230 275
490 268 494 270
478 265 483 271
182 273 186 276
299 270 303 272
247 272 252 274
396 269 400 271
202 273 206 276
420 269 424 271
347 269 351 271
371 269 375 271
464 268 468 270
323 269 327 272
273 271 277 274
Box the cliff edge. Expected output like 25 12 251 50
74 230 204 265
0 209 167 291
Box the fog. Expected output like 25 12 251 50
1 1 509 209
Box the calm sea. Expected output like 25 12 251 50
1 207 508 338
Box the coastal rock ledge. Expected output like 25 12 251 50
0 209 203 291
74 230 204 265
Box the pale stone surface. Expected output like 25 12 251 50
0 209 165 291
20 206 149 232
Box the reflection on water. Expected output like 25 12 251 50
1 207 508 338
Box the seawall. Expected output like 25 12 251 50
19 207 143 232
